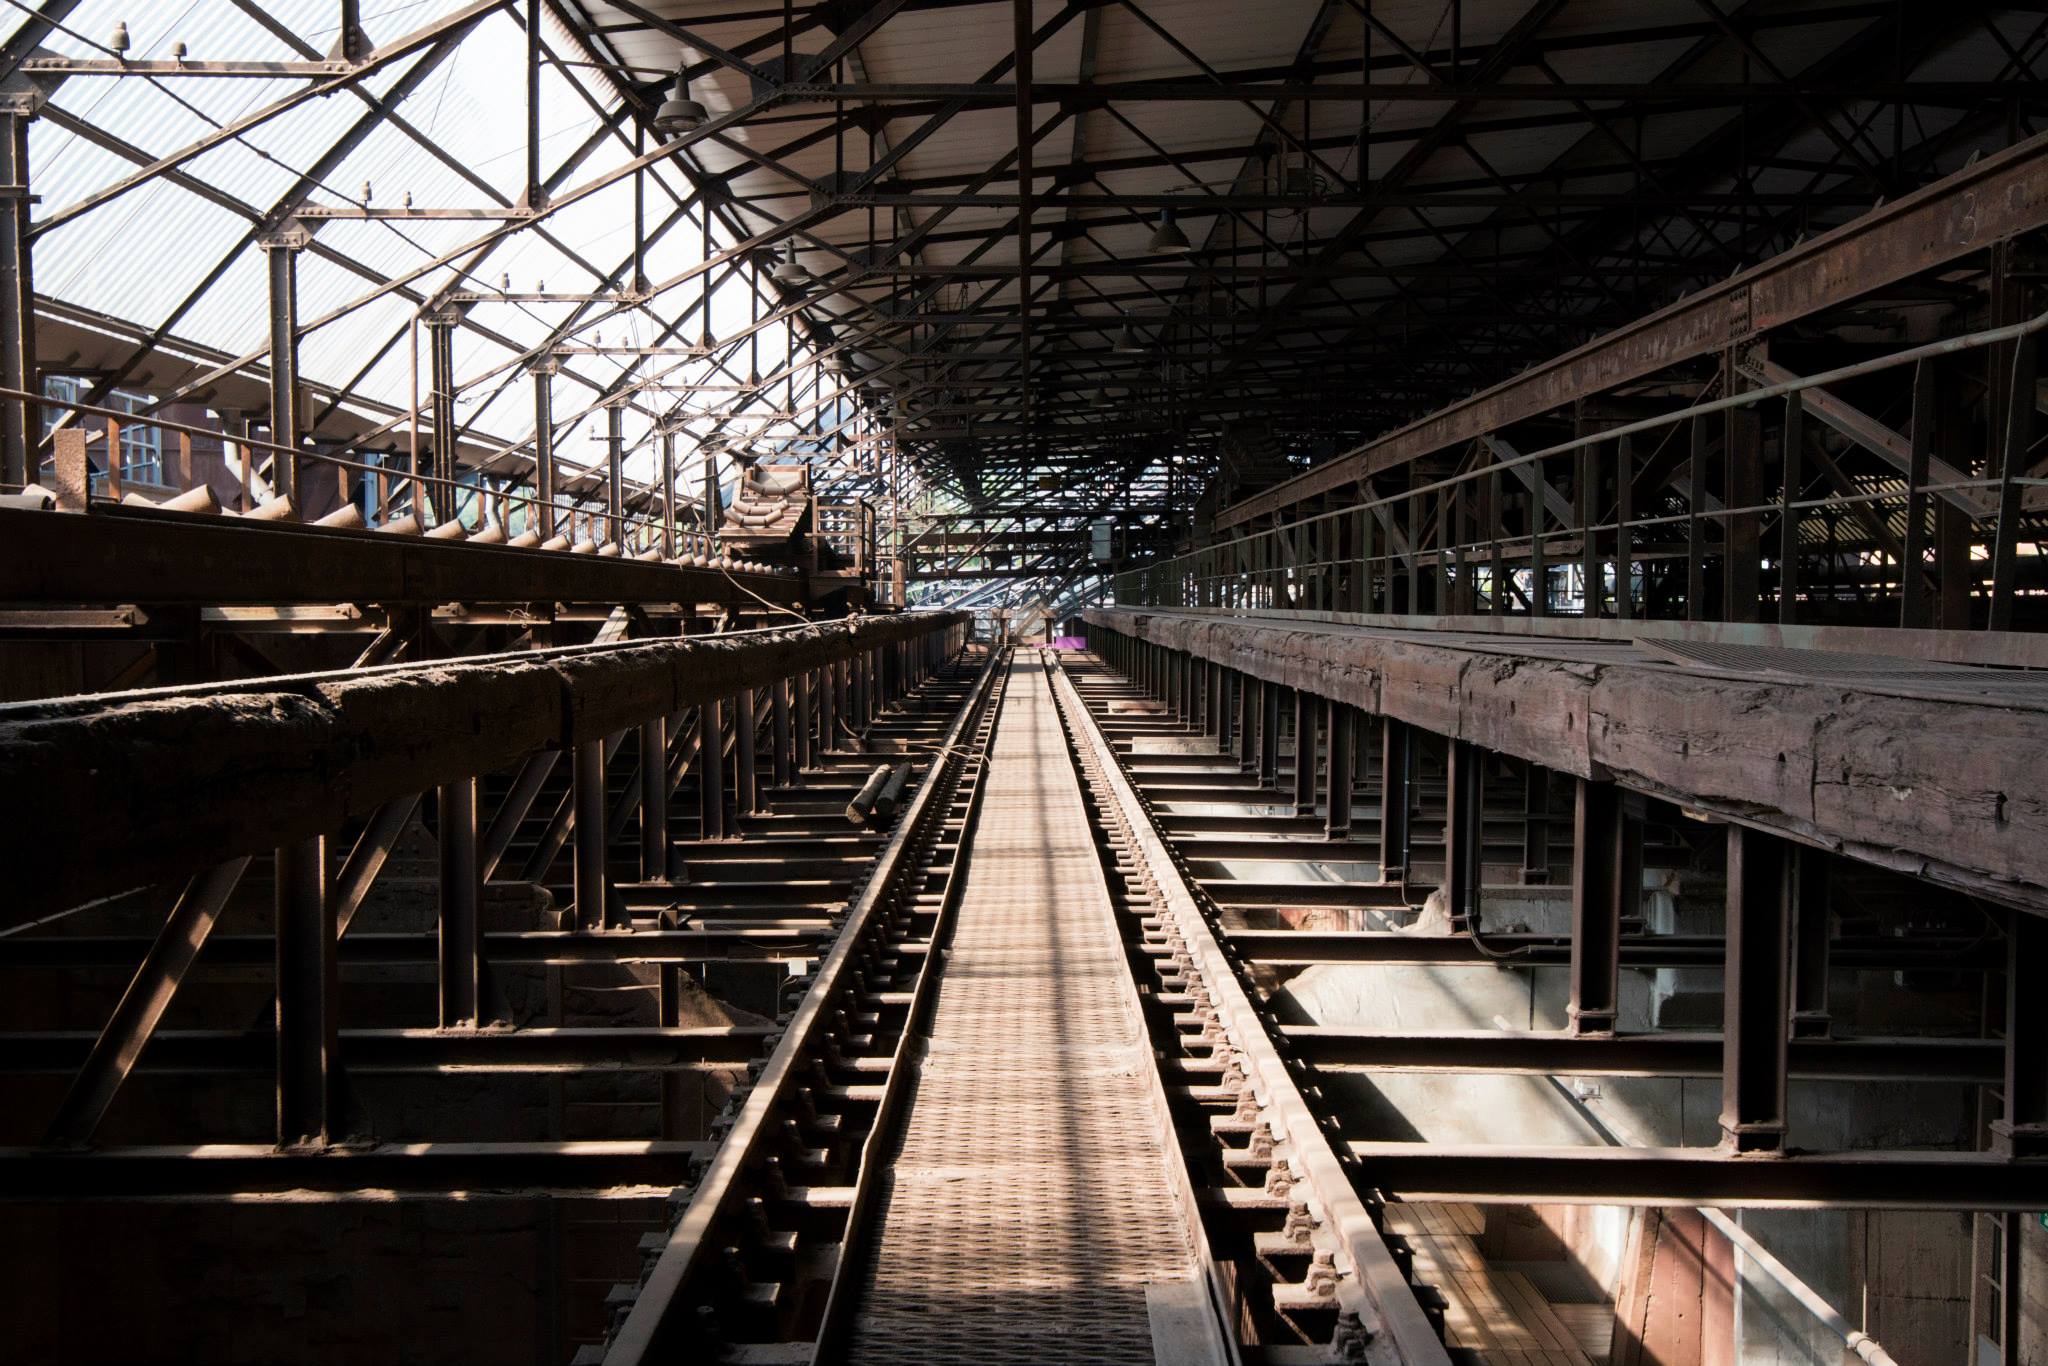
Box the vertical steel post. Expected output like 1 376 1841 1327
261 225 310 506
640 717 669 882
605 401 625 548
1569 779 1624 1036
1988 333 2038 630
1522 762 1552 884
275 835 335 1146
1721 825 1791 1153
1779 391 1803 625
659 428 677 558
438 777 480 1027
734 688 758 815
1292 688 1317 815
1996 910 2048 1157
697 698 727 840
772 676 793 789
1788 845 1832 1040
1379 718 1411 886
1324 700 1353 841
531 360 557 541
1615 433 1635 620
795 668 816 769
1899 359 1933 630
1686 416 1708 619
424 305 458 528
1258 681 1281 788
819 662 839 755
1444 738 1483 931
0 104 35 493
573 739 608 929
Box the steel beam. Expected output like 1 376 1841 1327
1288 1028 2001 1082
39 858 252 1146
1215 129 2048 530
1344 1143 2048 1210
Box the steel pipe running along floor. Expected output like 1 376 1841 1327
842 656 1217 1364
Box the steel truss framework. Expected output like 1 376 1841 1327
0 0 2044 600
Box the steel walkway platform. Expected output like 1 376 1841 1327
844 658 1207 1364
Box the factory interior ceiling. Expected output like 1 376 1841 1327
5 1 2048 1363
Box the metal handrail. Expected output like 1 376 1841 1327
1121 304 2048 611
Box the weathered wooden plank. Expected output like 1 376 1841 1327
1087 609 2048 910
0 615 964 921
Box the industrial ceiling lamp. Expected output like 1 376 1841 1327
772 250 810 284
653 70 708 135
1147 206 1193 255
1113 323 1146 354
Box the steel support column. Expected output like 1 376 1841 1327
0 105 34 493
1444 738 1483 932
425 306 458 528
1258 680 1280 788
1325 700 1354 841
1569 780 1626 1036
438 776 481 1028
1379 717 1411 886
572 740 608 930
1291 688 1317 815
1522 763 1553 884
531 360 558 540
1722 826 1791 1154
261 226 309 506
1788 847 1831 1040
795 668 815 769
275 835 336 1147
604 402 625 547
697 698 727 839
640 717 670 882
771 676 793 789
1995 910 2048 1157
734 688 758 815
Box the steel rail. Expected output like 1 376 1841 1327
1046 655 1453 1366
808 649 1008 1360
602 646 1004 1365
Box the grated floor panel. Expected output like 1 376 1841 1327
844 658 1197 1364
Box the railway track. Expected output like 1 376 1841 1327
586 648 1462 1365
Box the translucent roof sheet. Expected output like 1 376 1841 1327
2 0 864 496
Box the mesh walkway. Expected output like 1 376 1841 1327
845 657 1198 1364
